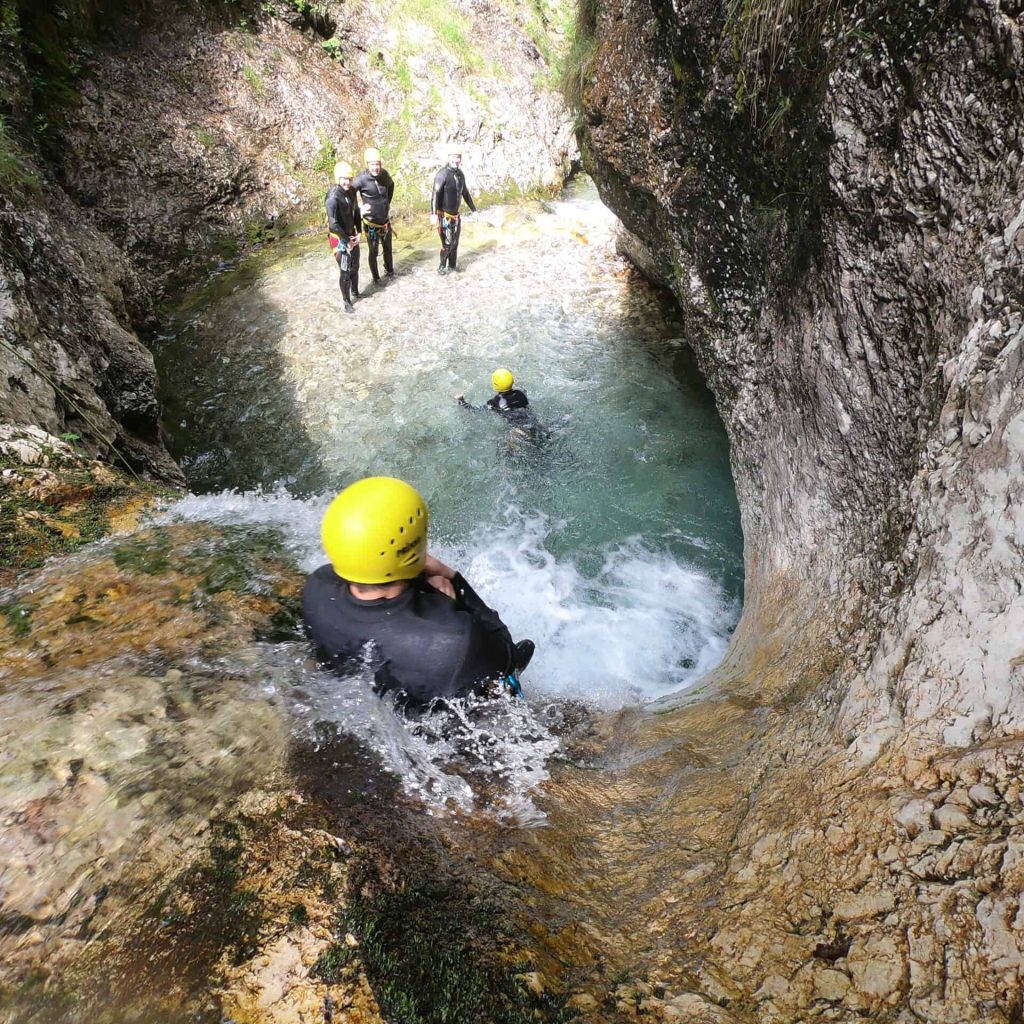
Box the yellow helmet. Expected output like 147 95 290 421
364 147 381 164
491 367 514 393
333 161 354 182
321 477 428 584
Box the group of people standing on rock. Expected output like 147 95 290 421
326 144 477 311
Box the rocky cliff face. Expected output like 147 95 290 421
0 0 576 477
566 0 1024 1017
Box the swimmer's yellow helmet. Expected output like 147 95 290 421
322 477 428 584
333 161 354 182
491 368 514 393
364 147 381 164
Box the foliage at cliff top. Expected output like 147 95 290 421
361 0 574 209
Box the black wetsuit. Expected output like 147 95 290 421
486 389 530 419
326 184 362 305
352 169 395 282
459 389 549 461
459 388 531 422
431 165 477 271
458 387 552 460
302 566 516 705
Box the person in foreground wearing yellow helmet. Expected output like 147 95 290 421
326 161 362 312
352 147 396 285
302 476 535 706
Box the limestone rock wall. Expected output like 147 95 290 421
583 0 1023 743
571 0 1024 1018
0 189 182 479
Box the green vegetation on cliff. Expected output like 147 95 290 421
0 113 38 197
559 0 597 116
0 440 175 586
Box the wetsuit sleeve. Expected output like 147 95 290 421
463 179 477 213
351 193 362 234
326 188 345 236
385 170 395 207
431 168 446 215
452 573 512 651
446 573 512 684
352 173 369 209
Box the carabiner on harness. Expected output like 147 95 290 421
504 673 524 698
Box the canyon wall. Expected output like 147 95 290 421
565 0 1024 1018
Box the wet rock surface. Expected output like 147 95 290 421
0 514 581 1023
0 425 176 583
507 0 1024 1020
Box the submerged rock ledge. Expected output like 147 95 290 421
529 0 1023 1019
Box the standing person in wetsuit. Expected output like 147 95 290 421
430 148 477 274
326 161 361 312
302 476 535 707
352 147 395 285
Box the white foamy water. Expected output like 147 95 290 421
166 489 737 707
162 487 738 817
